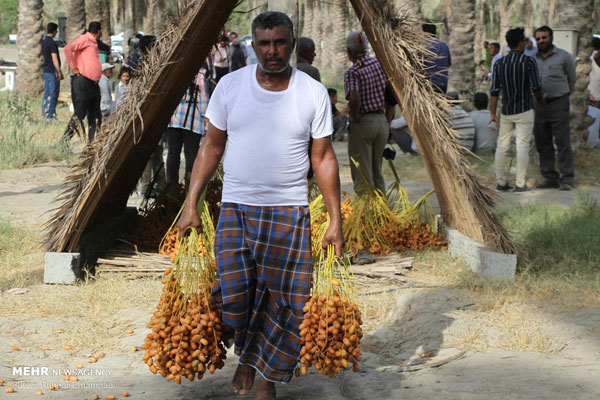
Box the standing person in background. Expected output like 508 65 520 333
230 39 247 72
588 36 600 104
533 25 576 191
488 42 501 80
422 22 451 94
41 22 63 121
296 37 321 82
489 27 544 193
344 31 389 194
166 69 208 187
328 88 348 141
524 37 537 57
483 41 492 71
113 66 131 110
61 21 103 142
99 63 114 117
469 92 497 152
214 35 230 83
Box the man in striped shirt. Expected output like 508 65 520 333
490 27 544 192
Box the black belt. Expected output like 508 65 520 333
364 110 384 114
545 94 569 104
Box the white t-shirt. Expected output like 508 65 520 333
588 51 600 100
205 64 333 206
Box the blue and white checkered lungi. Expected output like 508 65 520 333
211 202 312 383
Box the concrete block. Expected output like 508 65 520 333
445 226 516 280
44 252 81 284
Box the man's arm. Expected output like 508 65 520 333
176 122 227 237
51 53 63 79
311 137 344 257
565 52 576 91
594 51 600 67
63 37 87 74
488 95 499 128
488 62 501 128
347 90 361 123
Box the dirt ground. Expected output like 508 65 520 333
1 143 600 399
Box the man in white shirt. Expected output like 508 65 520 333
99 63 114 116
177 11 343 400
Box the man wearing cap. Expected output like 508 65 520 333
62 21 103 142
99 63 115 117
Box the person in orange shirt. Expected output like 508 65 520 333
62 21 103 143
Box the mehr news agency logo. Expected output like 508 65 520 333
13 366 112 377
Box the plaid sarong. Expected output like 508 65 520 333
212 202 312 383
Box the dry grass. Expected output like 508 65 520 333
0 217 44 290
447 302 563 355
357 278 401 332
0 274 162 353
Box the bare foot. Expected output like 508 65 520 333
255 378 276 400
231 364 256 395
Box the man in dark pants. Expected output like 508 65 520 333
533 25 576 190
62 21 103 142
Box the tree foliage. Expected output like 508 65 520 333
0 0 18 43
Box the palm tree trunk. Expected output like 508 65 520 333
552 0 594 148
102 0 112 36
153 0 168 33
331 0 348 78
312 1 324 69
67 0 86 43
448 0 476 105
303 0 314 38
85 0 102 27
144 0 156 35
16 0 44 96
123 0 135 56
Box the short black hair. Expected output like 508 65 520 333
139 35 156 55
251 11 294 42
47 22 58 34
327 88 337 97
88 21 101 34
505 27 525 49
490 42 500 50
118 66 132 79
478 60 485 66
474 92 488 110
534 25 553 38
422 23 436 35
592 36 600 51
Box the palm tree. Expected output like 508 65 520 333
101 0 112 36
85 0 103 27
448 0 476 105
303 0 314 38
16 0 44 96
67 0 86 43
331 0 348 78
312 0 324 69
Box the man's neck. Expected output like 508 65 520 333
256 65 292 92
540 45 554 58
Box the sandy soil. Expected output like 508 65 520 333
0 145 599 399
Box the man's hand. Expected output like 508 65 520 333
321 220 344 257
488 113 499 130
176 206 201 239
72 68 80 76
